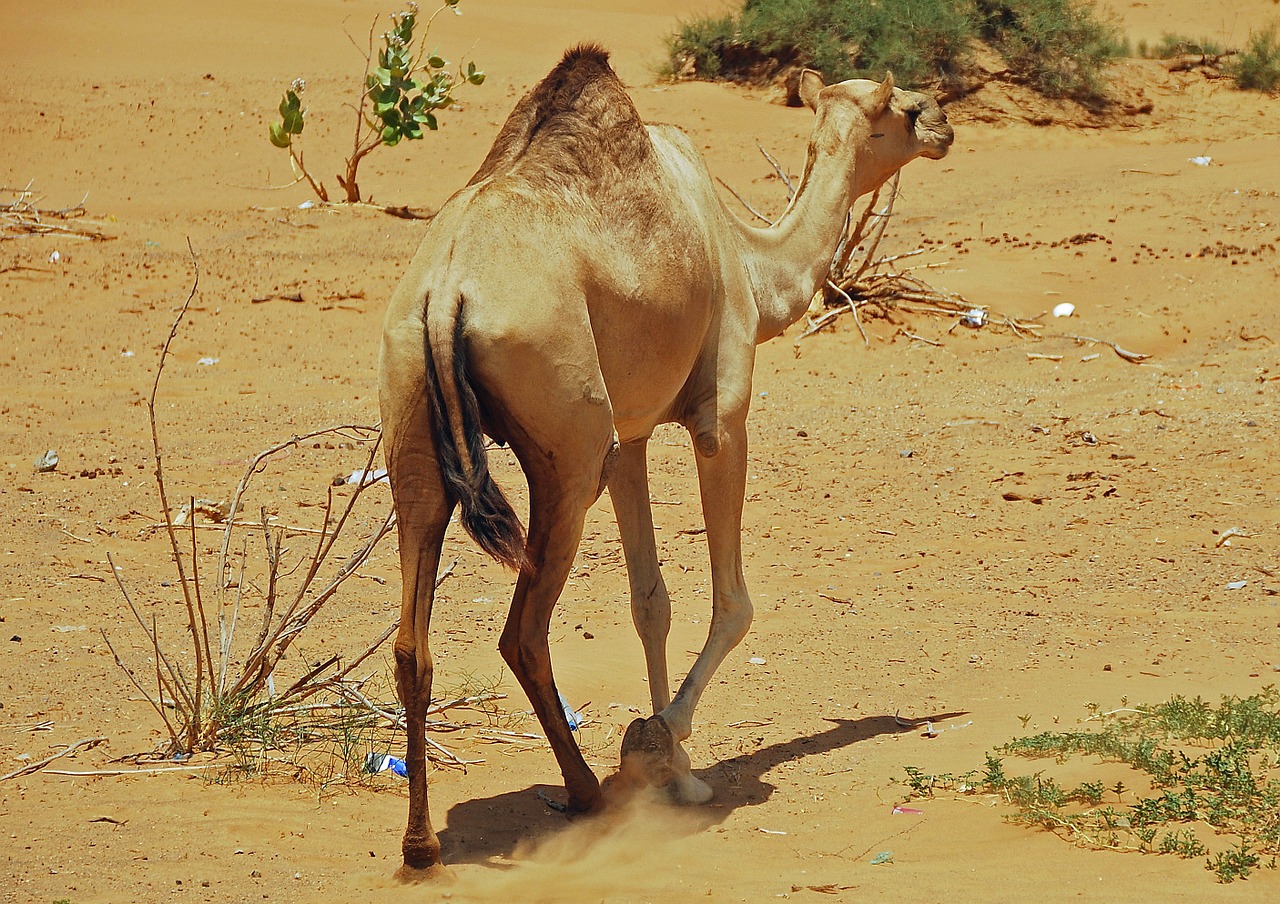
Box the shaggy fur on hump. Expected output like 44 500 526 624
468 43 654 188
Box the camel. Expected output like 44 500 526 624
378 44 953 878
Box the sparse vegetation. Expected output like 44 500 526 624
902 691 1280 883
268 1 485 204
1139 33 1227 59
103 248 473 778
668 0 1123 102
1231 25 1280 92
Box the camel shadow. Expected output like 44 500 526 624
437 710 968 867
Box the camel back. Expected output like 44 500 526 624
468 44 654 189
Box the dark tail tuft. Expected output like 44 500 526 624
425 314 530 573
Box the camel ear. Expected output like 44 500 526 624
798 69 825 111
864 71 895 117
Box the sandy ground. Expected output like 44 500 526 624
2 1 1279 901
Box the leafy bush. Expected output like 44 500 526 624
974 0 1124 99
1231 25 1280 92
669 15 739 79
669 0 1123 102
742 0 976 86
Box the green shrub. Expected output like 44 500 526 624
974 0 1124 99
1231 25 1280 92
667 14 739 79
669 0 1123 103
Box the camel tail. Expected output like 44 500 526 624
425 295 529 573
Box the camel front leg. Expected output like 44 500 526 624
608 440 673 714
609 439 718 804
657 420 752 793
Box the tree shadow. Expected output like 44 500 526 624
437 710 969 867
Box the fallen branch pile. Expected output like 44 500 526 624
1 181 114 241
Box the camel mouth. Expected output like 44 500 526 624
919 118 954 160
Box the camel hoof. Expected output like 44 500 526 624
393 861 456 884
669 770 714 805
618 715 675 788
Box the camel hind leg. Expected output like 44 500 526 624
460 340 614 814
380 324 456 880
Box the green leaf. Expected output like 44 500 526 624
268 122 291 149
468 70 485 86
404 122 423 140
428 55 446 69
282 108 304 134
373 67 392 87
370 85 399 110
381 125 401 146
424 111 438 131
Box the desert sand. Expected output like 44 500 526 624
1 1 1278 901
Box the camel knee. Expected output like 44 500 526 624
630 583 671 639
394 642 434 699
693 428 721 459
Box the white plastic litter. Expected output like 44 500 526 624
342 468 389 486
1052 302 1075 318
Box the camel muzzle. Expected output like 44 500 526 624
919 103 954 160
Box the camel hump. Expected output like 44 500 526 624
468 43 652 186
555 42 613 81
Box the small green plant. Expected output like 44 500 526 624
1231 25 1280 92
268 1 485 204
901 690 1280 883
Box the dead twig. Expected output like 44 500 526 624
716 177 774 225
2 736 107 781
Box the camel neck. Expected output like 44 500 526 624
741 119 871 344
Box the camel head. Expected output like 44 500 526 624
798 69 953 198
